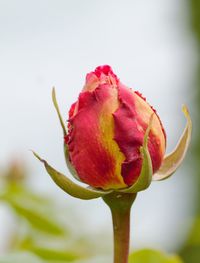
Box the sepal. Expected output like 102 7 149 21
63 144 82 182
32 151 110 200
119 115 153 193
52 88 81 181
153 105 192 181
52 88 67 136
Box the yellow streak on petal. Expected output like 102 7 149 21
99 88 127 189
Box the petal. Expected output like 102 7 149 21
120 115 153 193
83 65 119 92
32 151 110 200
153 105 192 181
67 85 127 190
113 84 165 185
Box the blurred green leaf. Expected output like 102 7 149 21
179 217 200 263
73 256 111 263
7 198 63 235
179 0 200 261
186 217 200 246
0 252 108 263
0 252 44 263
179 245 200 263
1 185 65 235
28 246 81 262
129 249 183 263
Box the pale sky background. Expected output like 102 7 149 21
0 0 198 254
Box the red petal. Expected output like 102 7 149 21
94 65 119 82
83 65 119 92
66 85 126 190
113 84 166 186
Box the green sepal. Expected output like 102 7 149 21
63 144 82 182
119 115 153 193
52 88 67 136
153 105 192 181
52 88 82 182
32 151 110 200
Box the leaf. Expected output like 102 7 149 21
4 194 64 235
180 245 200 263
129 249 183 263
179 216 200 263
2 185 65 235
153 105 192 181
32 151 111 200
73 256 111 263
29 246 80 261
185 217 200 246
0 252 44 263
120 115 153 193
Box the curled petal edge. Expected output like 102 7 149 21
153 105 192 181
119 115 153 193
32 151 110 200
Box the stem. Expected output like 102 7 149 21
111 205 131 263
103 192 137 263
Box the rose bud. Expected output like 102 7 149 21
33 66 192 263
33 65 192 200
65 65 166 190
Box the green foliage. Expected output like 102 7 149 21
180 246 200 263
0 252 44 263
0 162 88 262
0 250 184 263
190 0 200 41
186 217 200 246
0 253 110 263
0 162 184 262
27 247 80 262
178 0 200 262
1 185 65 235
179 217 200 263
129 249 183 263
72 256 111 263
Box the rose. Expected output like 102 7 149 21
33 65 191 198
65 65 166 190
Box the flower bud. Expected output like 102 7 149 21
65 65 166 190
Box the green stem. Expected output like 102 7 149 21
103 192 137 263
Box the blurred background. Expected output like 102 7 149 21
0 0 199 262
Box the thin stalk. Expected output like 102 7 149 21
103 192 137 263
